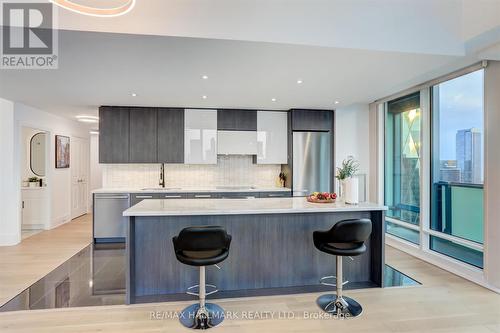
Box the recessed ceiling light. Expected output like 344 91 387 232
297 79 303 84
334 100 340 104
271 98 277 102
202 95 208 99
131 93 137 97
202 75 208 80
76 115 99 123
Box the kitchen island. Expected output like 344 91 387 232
123 197 386 304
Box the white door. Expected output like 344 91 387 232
71 137 89 219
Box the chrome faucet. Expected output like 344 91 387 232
159 163 165 188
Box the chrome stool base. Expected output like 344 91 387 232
316 294 363 318
179 303 225 329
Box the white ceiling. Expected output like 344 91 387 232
57 0 500 56
0 0 499 121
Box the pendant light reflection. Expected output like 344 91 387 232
50 0 136 17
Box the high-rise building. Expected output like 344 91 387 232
456 128 482 184
439 160 461 182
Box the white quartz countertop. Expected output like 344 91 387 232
123 197 387 217
93 186 291 194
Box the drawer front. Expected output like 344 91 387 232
259 191 291 198
157 193 187 199
186 193 222 199
218 192 258 199
130 193 157 206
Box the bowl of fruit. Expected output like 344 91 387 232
306 192 337 203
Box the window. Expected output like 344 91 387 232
430 69 484 267
385 92 421 244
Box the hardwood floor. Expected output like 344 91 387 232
0 216 498 332
0 214 92 307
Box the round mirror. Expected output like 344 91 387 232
30 132 47 177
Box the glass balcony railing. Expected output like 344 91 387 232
431 181 484 244
431 181 484 268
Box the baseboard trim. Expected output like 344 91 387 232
22 224 44 230
50 215 71 230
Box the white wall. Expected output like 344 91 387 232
335 104 371 196
14 103 90 239
0 98 20 245
484 60 500 290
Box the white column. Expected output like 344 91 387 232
0 98 21 246
484 60 500 290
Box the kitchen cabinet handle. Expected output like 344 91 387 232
135 195 153 199
164 195 182 198
194 194 212 198
267 194 285 197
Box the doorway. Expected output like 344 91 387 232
71 136 89 219
20 127 49 239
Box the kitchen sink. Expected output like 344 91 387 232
141 187 182 191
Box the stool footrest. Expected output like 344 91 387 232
320 275 349 287
186 284 218 297
319 275 337 287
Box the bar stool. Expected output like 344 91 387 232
172 226 231 329
313 218 372 318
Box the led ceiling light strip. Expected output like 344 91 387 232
50 0 135 17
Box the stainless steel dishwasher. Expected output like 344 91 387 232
93 193 130 242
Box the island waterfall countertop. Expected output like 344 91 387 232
123 197 387 217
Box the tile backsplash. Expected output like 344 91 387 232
102 156 282 188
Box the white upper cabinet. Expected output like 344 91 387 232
184 109 218 164
256 111 288 164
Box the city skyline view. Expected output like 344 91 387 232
435 69 484 185
436 70 484 161
439 127 483 184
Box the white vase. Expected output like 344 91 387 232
344 177 359 205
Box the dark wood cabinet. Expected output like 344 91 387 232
129 108 158 163
99 106 130 163
99 106 186 164
157 108 184 163
291 109 333 131
217 109 257 131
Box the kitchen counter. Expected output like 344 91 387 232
125 197 386 304
92 186 291 194
123 197 386 217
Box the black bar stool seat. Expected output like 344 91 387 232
173 226 231 329
313 218 372 318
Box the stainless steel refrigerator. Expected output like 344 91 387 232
292 132 331 196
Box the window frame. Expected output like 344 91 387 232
427 69 485 267
382 65 486 271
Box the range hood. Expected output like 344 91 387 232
217 130 257 155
